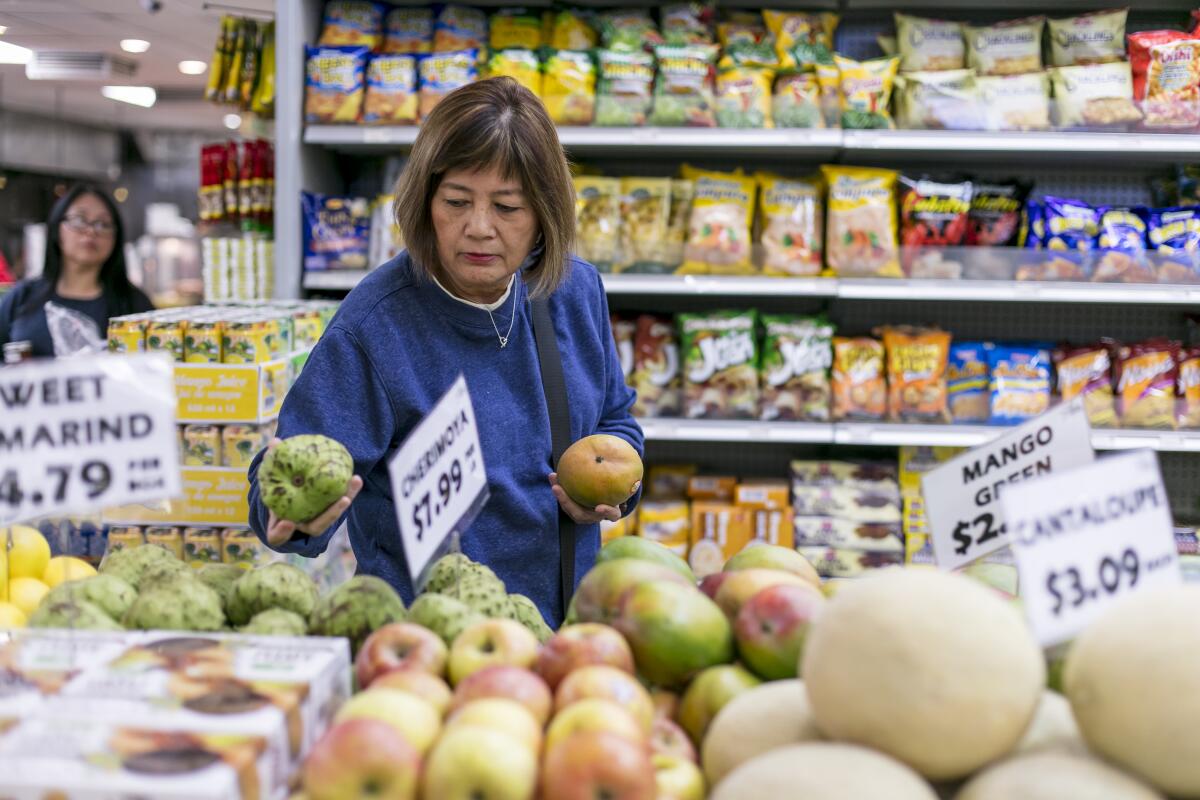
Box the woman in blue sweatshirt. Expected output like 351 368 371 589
247 78 643 625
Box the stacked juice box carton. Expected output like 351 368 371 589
0 629 351 799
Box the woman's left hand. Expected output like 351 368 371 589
548 473 640 525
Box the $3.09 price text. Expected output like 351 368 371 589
1045 548 1144 616
410 458 464 542
0 462 112 508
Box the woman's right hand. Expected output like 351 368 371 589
262 439 364 547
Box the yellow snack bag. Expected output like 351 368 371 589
681 167 757 275
543 49 595 125
550 9 598 50
304 45 368 123
490 8 542 50
764 10 838 69
573 176 621 270
820 165 901 278
835 54 900 130
814 61 841 127
363 55 418 124
715 66 774 128
488 49 541 96
756 172 823 276
619 177 672 272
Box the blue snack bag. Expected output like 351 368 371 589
948 342 990 423
1147 206 1200 282
1042 196 1098 252
302 192 371 271
1022 200 1043 249
988 345 1052 425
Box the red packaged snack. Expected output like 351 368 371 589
1053 344 1117 428
1115 338 1180 429
899 177 973 275
1128 30 1200 129
966 181 1032 246
631 314 682 417
1178 346 1200 428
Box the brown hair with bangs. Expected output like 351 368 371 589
393 77 576 299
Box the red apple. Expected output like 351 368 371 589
556 665 654 733
651 690 680 722
734 583 825 681
450 665 552 726
448 619 539 685
446 698 543 756
698 573 730 600
370 669 453 717
355 622 448 689
545 699 646 753
540 732 657 800
535 623 635 690
650 717 696 764
303 719 421 800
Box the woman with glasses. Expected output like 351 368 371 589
0 183 153 358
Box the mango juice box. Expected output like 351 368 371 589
688 502 751 577
221 528 267 568
183 528 223 566
636 500 690 557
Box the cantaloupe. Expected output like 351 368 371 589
1064 586 1200 798
711 743 936 800
1014 691 1087 757
701 680 822 786
802 569 1044 781
955 752 1164 800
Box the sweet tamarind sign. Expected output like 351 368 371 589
0 354 181 526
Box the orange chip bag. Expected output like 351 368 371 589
1178 346 1200 428
832 337 886 421
1116 339 1179 430
882 327 951 423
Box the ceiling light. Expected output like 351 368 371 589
0 40 31 65
178 59 206 75
119 39 150 54
102 85 156 107
223 113 242 130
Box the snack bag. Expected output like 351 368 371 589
362 55 418 124
574 176 621 269
650 45 719 127
716 65 774 128
662 179 694 269
318 1 384 49
1050 62 1142 128
894 69 984 130
304 45 368 123
1054 345 1117 427
757 173 823 276
832 336 886 421
619 177 672 272
490 8 541 50
820 165 901 278
544 50 595 125
418 50 478 120
899 177 973 274
978 72 1052 130
631 314 682 417
967 181 1032 246
895 13 965 72
718 20 766 51
595 49 655 126
680 310 760 419
302 192 370 271
1116 339 1179 429
882 327 951 424
1128 32 1200 129
760 315 834 422
681 167 756 274
488 49 541 95
383 7 432 54
612 315 635 381
662 2 716 46
1043 196 1099 253
433 6 486 52
600 9 661 52
1048 9 1128 67
763 11 838 69
966 17 1045 76
1147 207 1200 281
988 345 1052 425
835 54 900 129
948 342 990 423
1093 206 1153 283
1178 346 1200 428
549 10 597 50
814 61 841 127
772 72 824 128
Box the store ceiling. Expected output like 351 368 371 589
0 0 273 134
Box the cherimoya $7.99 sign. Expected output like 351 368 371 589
388 374 489 581
1003 449 1182 647
921 400 1095 571
0 353 181 526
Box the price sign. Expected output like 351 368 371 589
388 375 489 581
1003 450 1182 646
0 354 181 526
922 400 1094 571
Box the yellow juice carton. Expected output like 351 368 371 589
183 527 223 566
183 424 222 466
144 526 183 559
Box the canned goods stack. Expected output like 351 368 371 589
181 421 278 467
106 524 268 568
201 233 275 302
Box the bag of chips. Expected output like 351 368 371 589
662 2 716 46
1048 8 1128 67
716 65 775 128
600 9 661 51
882 327 951 424
948 342 990 423
489 8 541 50
988 345 1052 425
835 55 900 129
814 61 841 127
1116 339 1180 429
718 19 766 51
1050 62 1142 128
662 179 694 269
418 50 478 120
362 55 418 124
966 16 1043 77
619 177 672 272
832 337 886 421
594 49 655 126
772 72 824 128
760 315 833 421
302 192 370 271
680 310 760 419
433 6 486 52
1093 207 1154 283
650 45 719 127
305 45 368 123
757 173 823 276
631 314 682 417
382 7 432 54
681 167 757 274
977 72 1051 130
1043 196 1099 253
899 176 973 262
821 165 901 278
488 49 541 95
895 13 965 72
548 9 597 50
1178 346 1200 429
543 50 595 125
967 181 1032 246
318 1 385 49
763 10 838 69
1128 31 1200 129
1147 206 1200 281
894 69 984 130
1054 344 1117 427
574 176 621 270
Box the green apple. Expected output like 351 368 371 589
653 752 706 800
713 568 811 620
573 559 690 625
446 698 542 756
450 665 553 726
448 618 539 685
545 698 646 753
596 536 695 583
333 687 441 755
677 664 761 745
303 718 420 800
724 545 820 586
422 726 538 800
556 665 655 733
370 669 453 717
613 581 733 689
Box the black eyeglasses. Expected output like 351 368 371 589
63 215 116 236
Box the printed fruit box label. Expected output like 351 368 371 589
104 467 249 526
175 361 290 423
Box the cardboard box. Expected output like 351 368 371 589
689 502 751 576
746 509 794 549
734 480 790 510
637 500 690 557
645 464 697 500
686 476 737 502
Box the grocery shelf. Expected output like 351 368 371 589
835 279 1200 305
846 0 1195 7
303 270 370 291
602 273 835 297
637 418 834 444
842 130 1200 162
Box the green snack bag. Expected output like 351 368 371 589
679 310 759 420
760 315 834 422
594 49 655 126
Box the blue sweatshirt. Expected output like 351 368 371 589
247 252 643 626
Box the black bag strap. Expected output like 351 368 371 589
530 297 576 619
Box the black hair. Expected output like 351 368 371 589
17 183 142 318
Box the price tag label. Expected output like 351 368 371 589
388 375 489 581
0 354 181 526
922 400 1095 571
1003 449 1182 646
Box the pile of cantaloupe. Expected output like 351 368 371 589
702 568 1200 800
